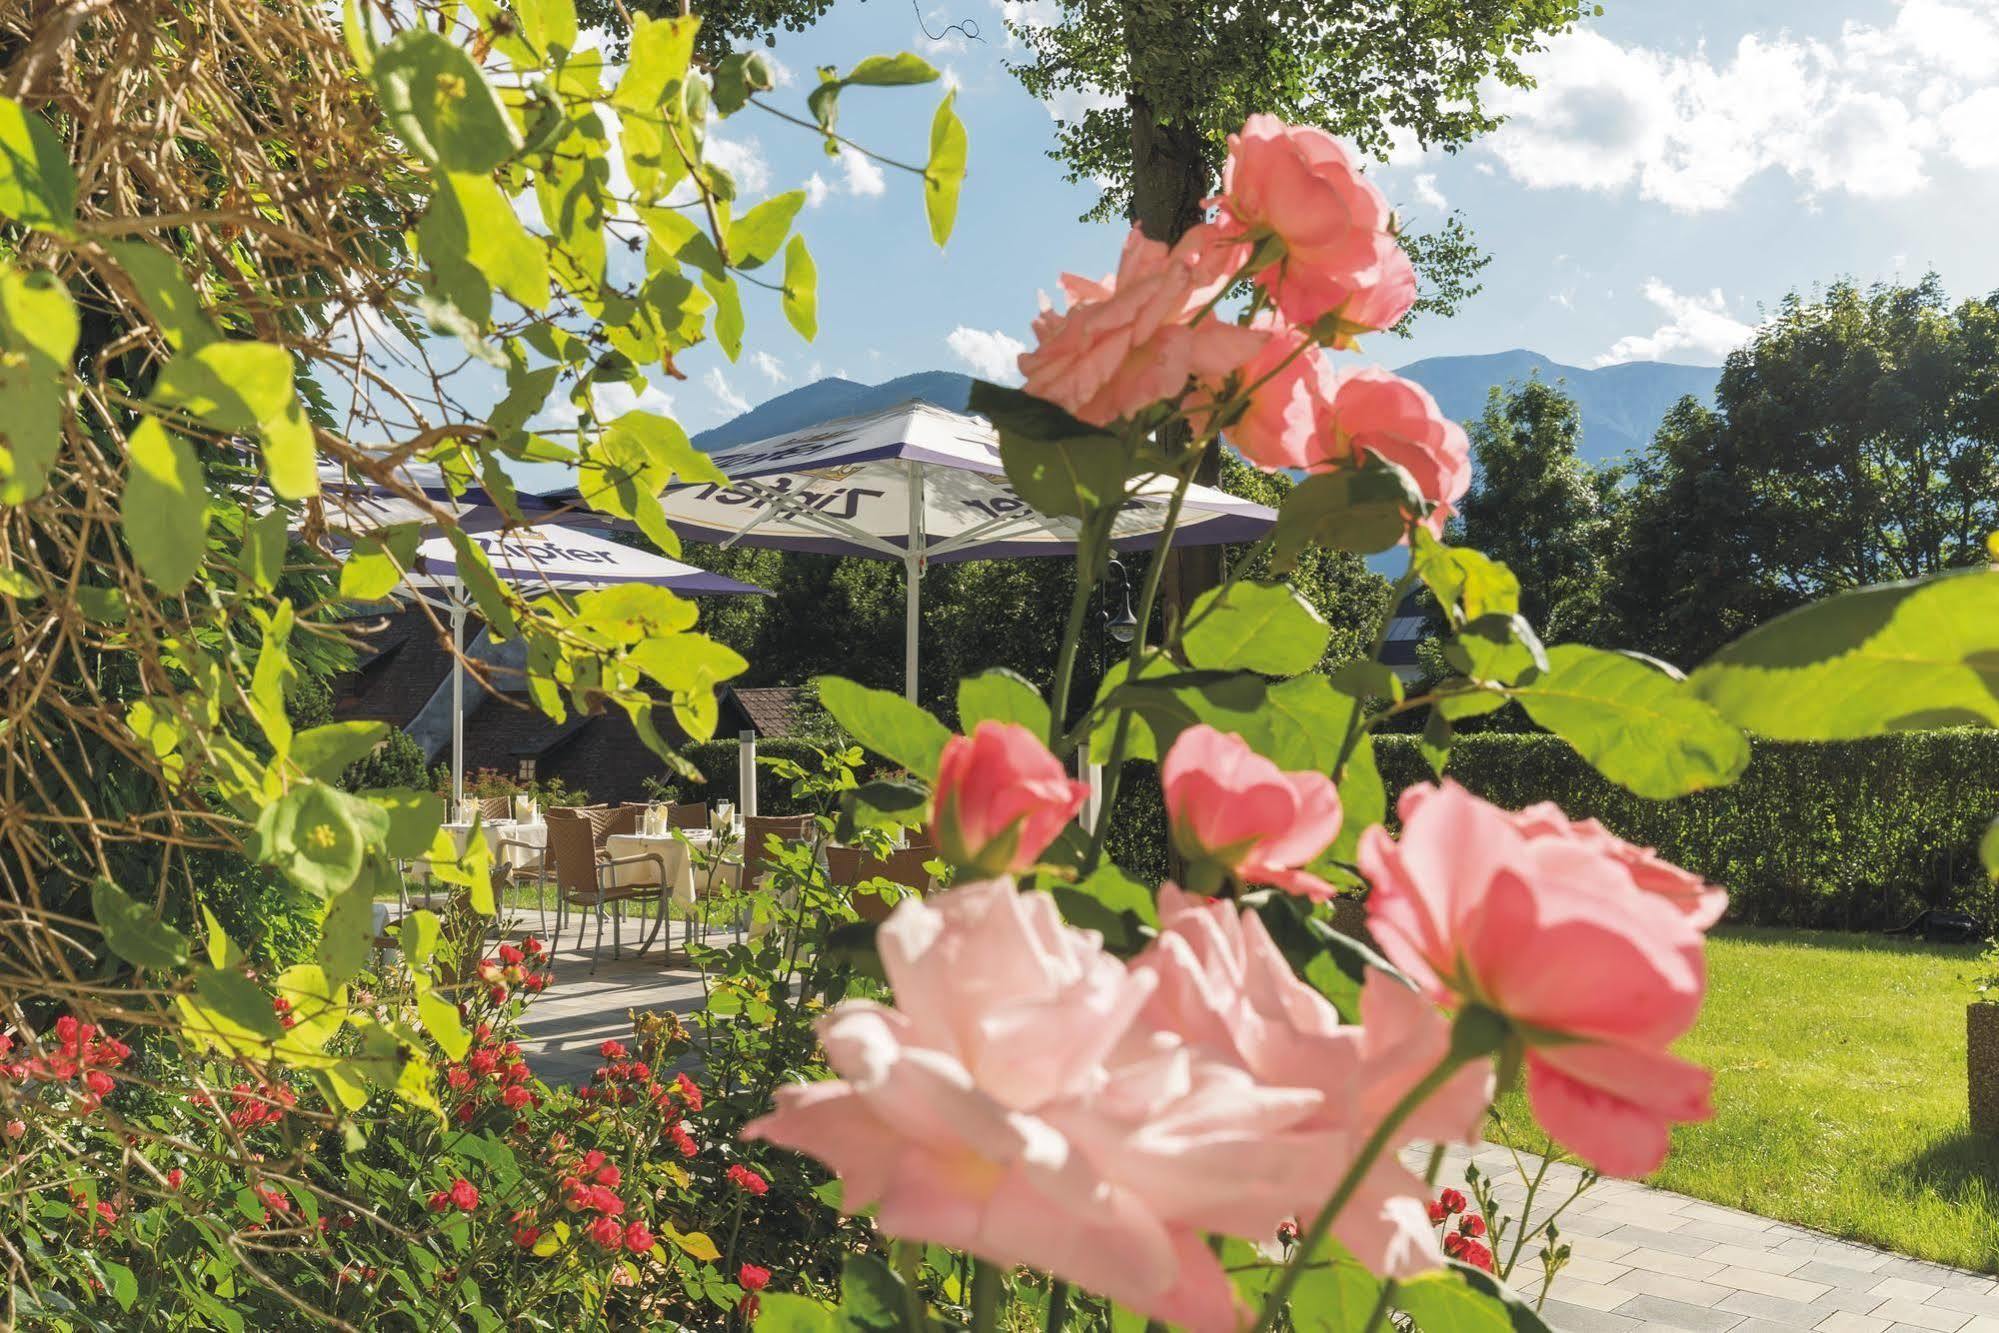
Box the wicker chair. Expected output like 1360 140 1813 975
479 795 513 823
544 807 671 972
668 801 709 830
741 814 812 889
827 844 935 923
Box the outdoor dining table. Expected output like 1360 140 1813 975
602 825 744 906
412 817 547 880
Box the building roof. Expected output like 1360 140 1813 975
731 685 807 739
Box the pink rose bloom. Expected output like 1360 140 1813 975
1160 725 1342 900
1195 315 1339 473
930 722 1089 875
1134 886 1493 1276
1358 782 1721 1177
1325 367 1472 536
1018 223 1263 428
744 879 1334 1333
1507 803 1727 930
1210 115 1412 335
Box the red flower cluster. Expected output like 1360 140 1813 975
726 1163 768 1196
427 1177 480 1213
0 1016 132 1110
1431 1190 1493 1272
577 1044 702 1157
441 1023 540 1127
475 936 550 1006
738 1262 773 1319
271 995 297 1030
221 1081 297 1131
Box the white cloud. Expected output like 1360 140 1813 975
945 325 1027 382
1410 173 1448 213
1486 4 1999 211
592 379 677 419
1596 280 1756 366
705 367 752 417
804 172 831 209
752 350 790 385
838 146 887 197
698 134 771 197
761 54 795 88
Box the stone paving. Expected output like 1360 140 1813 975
1429 1144 1999 1333
505 917 1999 1333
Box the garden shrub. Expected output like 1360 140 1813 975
1099 731 1999 930
678 740 858 817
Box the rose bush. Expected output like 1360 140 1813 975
2 0 1995 1328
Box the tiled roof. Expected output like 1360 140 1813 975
730 685 806 739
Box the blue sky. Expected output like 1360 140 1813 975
638 0 1999 436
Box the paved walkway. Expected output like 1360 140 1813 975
504 920 1999 1331
1431 1144 1999 1333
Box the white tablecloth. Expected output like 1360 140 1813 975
438 819 547 871
603 831 741 905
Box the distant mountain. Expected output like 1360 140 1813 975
691 371 974 451
1395 350 1721 464
693 353 1720 464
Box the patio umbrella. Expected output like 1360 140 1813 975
400 524 767 809
551 399 1278 701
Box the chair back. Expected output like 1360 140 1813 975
829 843 933 923
601 803 641 838
742 814 812 886
545 809 603 897
668 801 709 830
480 795 513 823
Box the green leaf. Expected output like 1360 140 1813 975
729 190 805 271
419 989 471 1062
1515 644 1749 799
923 92 967 247
0 96 76 232
512 0 578 55
1325 726 1383 868
1183 580 1329 677
373 787 445 859
446 526 518 637
1395 1271 1519 1333
755 1295 836 1333
259 783 371 898
1689 569 1999 739
103 241 217 351
317 867 382 985
957 668 1051 738
712 52 775 116
1984 815 1999 881
440 172 550 311
1053 864 1157 954
1414 1262 1557 1333
1413 531 1520 624
339 523 420 601
704 272 743 361
150 340 317 499
398 909 442 968
816 675 951 780
371 30 521 173
92 878 191 971
100 1259 137 1313
122 419 208 592
1271 465 1421 567
0 265 80 504
243 508 288 592
970 380 1127 520
0 566 37 599
781 235 817 341
612 14 698 116
292 722 391 781
836 1255 907 1333
844 53 940 86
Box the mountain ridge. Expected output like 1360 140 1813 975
690 353 1723 464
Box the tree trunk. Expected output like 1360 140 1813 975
1126 89 1222 643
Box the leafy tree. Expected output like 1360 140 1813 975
1606 274 1999 667
1456 376 1620 646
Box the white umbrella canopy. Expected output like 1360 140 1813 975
313 459 555 535
551 399 1278 700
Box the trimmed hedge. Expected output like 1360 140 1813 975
1099 731 1999 930
678 738 836 816
685 730 1999 929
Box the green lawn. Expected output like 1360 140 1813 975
1498 926 1998 1272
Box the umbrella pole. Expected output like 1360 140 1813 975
905 461 925 704
450 595 466 813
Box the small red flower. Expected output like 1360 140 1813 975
1439 1188 1466 1215
674 1072 703 1111
1460 1213 1486 1238
726 1164 769 1196
623 1221 654 1253
1442 1232 1468 1259
501 1085 531 1109
165 1168 184 1190
1460 1239 1494 1273
1426 1200 1448 1224
739 1263 771 1293
670 1124 697 1158
427 1190 451 1213
514 1225 541 1248
586 1214 623 1249
498 943 524 966
598 1040 628 1060
1276 1219 1299 1245
448 1178 479 1211
3 1119 25 1140
594 1163 621 1188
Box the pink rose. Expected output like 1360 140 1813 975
1018 223 1262 428
930 722 1089 875
1195 315 1339 473
1211 115 1413 336
1325 367 1472 536
1133 886 1493 1276
1160 725 1342 900
743 879 1336 1332
1508 803 1726 929
1359 782 1720 1177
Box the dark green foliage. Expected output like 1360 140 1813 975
679 738 847 815
1374 732 1999 931
340 728 427 791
